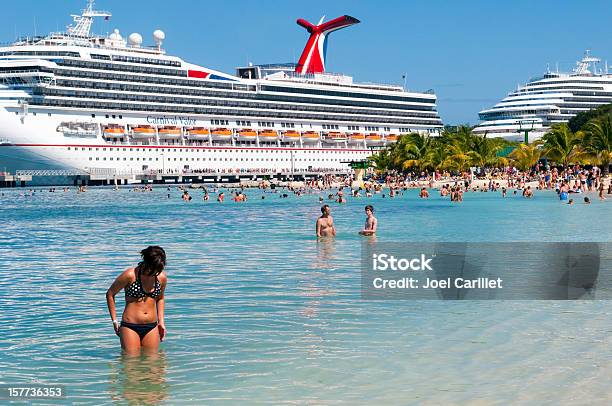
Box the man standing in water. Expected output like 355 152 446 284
359 205 377 236
316 204 337 237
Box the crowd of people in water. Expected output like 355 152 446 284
4 164 610 206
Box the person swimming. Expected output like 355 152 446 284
359 205 377 236
106 246 168 355
316 204 337 237
419 187 429 198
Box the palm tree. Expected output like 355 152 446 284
422 144 448 171
542 123 587 168
584 116 612 175
508 141 543 171
368 149 391 172
441 143 472 172
400 133 434 170
466 134 507 173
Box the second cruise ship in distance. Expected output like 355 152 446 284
0 1 443 176
474 51 612 141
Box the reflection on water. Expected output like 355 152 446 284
109 351 168 405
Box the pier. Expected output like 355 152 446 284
0 168 354 187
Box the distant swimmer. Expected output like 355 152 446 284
217 192 225 202
359 205 377 236
584 197 591 204
106 246 168 355
316 204 337 238
182 191 192 201
419 187 429 198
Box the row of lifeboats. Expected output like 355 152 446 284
102 125 399 144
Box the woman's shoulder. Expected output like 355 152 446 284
158 271 168 284
119 267 137 281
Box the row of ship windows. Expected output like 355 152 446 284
69 147 364 154
322 124 339 130
261 85 435 105
54 78 439 114
87 157 353 162
40 89 439 120
0 51 80 57
58 59 184 77
527 81 610 88
49 64 437 105
90 54 182 67
52 67 244 91
22 107 432 133
36 99 442 126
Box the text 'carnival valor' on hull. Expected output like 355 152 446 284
0 0 443 175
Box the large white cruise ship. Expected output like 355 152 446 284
474 51 612 140
0 1 442 177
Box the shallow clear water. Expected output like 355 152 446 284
0 186 610 405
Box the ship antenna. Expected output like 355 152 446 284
67 0 111 37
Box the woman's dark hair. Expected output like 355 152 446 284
138 246 166 276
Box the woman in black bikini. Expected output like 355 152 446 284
106 246 168 354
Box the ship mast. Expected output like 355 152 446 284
67 0 111 37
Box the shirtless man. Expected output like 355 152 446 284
316 205 337 238
359 205 377 236
419 187 429 198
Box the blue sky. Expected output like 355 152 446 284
2 0 611 124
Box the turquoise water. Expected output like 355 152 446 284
0 186 611 405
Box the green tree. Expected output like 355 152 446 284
542 124 587 168
584 116 612 175
400 133 435 170
508 141 543 171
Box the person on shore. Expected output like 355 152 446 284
359 205 377 236
106 246 168 355
316 204 336 238
598 182 606 200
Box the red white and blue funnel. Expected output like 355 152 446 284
295 15 360 75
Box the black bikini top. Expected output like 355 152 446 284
125 268 162 299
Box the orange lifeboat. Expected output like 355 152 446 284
210 128 233 141
365 133 384 145
131 125 156 138
348 133 365 144
103 124 125 137
385 134 399 143
283 130 301 142
237 128 257 141
158 126 182 139
258 129 279 141
186 127 210 140
323 131 348 144
302 131 320 143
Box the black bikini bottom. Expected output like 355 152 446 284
120 321 158 340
